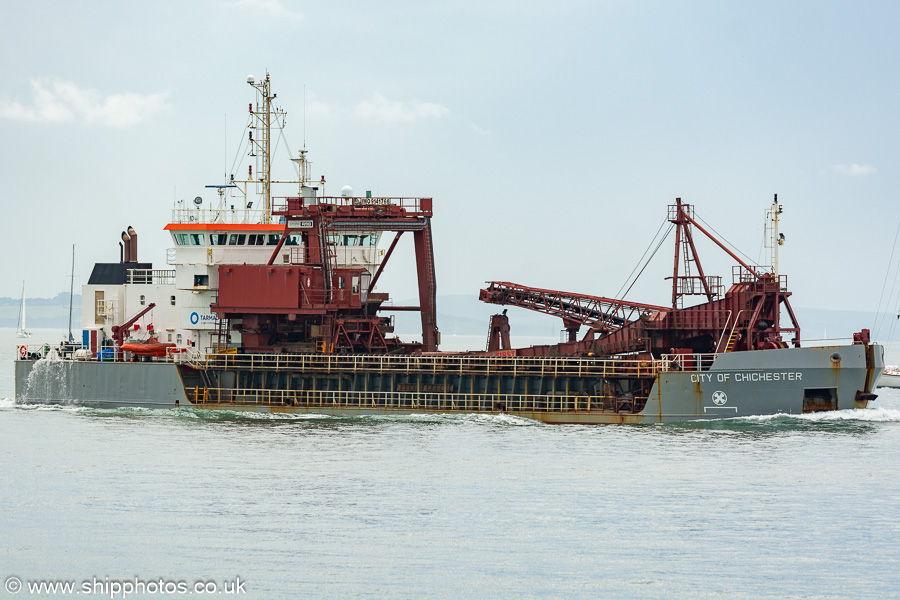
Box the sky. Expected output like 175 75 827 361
1 0 899 318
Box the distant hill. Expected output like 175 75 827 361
393 294 900 342
4 291 896 343
0 293 81 329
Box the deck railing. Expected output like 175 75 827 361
660 353 718 371
16 344 720 374
126 269 176 285
191 386 649 414
188 352 674 378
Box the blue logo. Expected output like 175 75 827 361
190 312 199 325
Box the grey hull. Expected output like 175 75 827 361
645 344 881 422
15 359 187 409
14 344 883 423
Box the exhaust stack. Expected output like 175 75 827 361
127 226 137 262
121 231 131 262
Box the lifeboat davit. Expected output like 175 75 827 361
121 336 176 357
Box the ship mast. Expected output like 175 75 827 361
767 194 784 278
244 72 286 223
67 244 75 342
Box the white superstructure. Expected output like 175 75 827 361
79 73 387 356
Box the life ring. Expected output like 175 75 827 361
18 345 26 358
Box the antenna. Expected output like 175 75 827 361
767 193 784 278
303 85 307 149
67 244 75 342
224 113 227 183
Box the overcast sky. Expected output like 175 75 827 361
1 0 898 318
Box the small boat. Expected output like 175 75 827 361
16 282 31 339
120 336 176 358
877 365 900 388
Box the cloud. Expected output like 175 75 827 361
829 163 877 176
302 92 335 121
0 79 170 128
353 93 450 123
230 0 302 21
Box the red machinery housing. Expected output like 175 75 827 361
212 195 439 353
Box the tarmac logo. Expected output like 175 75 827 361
711 390 728 405
190 312 218 325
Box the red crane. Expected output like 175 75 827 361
479 282 668 342
111 303 157 351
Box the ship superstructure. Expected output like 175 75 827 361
78 72 432 359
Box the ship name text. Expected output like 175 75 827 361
353 198 391 206
690 371 803 383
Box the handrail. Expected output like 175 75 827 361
715 310 733 353
126 269 176 285
660 353 719 371
193 386 651 414
191 352 668 378
17 343 715 376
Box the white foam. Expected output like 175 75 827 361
404 411 539 426
21 356 73 404
182 408 334 421
734 407 900 423
797 407 900 422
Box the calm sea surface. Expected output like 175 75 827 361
2 329 899 599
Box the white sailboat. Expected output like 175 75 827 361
16 282 31 338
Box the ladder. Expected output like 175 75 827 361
722 310 744 352
724 330 740 352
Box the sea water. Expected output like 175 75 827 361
2 329 899 599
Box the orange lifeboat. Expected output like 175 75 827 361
121 336 176 357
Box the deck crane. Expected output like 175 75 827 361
478 282 669 344
111 303 157 353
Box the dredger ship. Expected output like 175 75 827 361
14 73 884 423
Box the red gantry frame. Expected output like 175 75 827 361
479 198 801 358
212 195 438 353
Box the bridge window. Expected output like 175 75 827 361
342 235 358 246
189 234 205 245
210 234 228 245
267 234 280 245
247 234 262 245
285 234 301 246
175 233 189 245
229 234 246 245
361 234 377 246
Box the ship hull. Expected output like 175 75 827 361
14 344 883 423
15 359 187 409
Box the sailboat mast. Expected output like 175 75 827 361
17 281 24 332
68 245 75 342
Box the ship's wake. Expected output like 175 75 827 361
736 407 900 423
